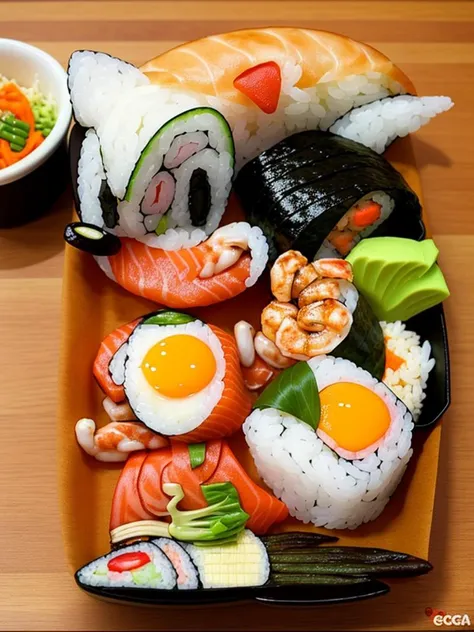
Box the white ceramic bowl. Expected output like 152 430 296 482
0 39 71 186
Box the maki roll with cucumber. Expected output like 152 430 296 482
68 51 235 251
234 130 424 261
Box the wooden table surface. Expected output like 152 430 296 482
1 1 473 630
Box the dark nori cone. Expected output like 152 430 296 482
234 130 425 261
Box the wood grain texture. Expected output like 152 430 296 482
0 1 473 630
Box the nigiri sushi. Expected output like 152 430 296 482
109 439 289 538
142 27 453 167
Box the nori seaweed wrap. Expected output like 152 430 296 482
234 131 425 261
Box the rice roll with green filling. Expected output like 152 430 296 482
75 542 177 589
234 130 424 261
244 356 414 530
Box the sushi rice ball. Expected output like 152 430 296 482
244 356 414 530
76 542 177 589
108 314 251 440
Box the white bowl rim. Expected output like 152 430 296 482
0 39 72 186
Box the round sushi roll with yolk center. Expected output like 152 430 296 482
75 542 177 590
107 312 252 442
244 356 414 530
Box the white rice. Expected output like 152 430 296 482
243 355 414 530
382 321 435 420
77 129 107 227
330 95 454 154
76 542 177 589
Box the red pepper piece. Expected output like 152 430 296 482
233 61 282 114
107 551 151 572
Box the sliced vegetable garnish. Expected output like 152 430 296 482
188 443 206 469
107 551 151 572
64 222 122 257
233 61 282 114
164 481 249 544
255 361 320 430
142 310 196 327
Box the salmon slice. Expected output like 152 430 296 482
163 440 222 510
109 451 154 531
207 442 288 534
108 239 251 309
93 318 141 403
178 326 252 443
137 448 174 516
109 440 288 534
242 355 276 391
142 27 415 103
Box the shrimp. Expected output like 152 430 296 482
75 419 169 462
297 278 343 308
198 223 249 278
276 302 353 359
271 250 308 301
102 397 137 422
234 320 256 368
261 301 298 342
254 331 296 369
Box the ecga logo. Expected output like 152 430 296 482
425 608 471 627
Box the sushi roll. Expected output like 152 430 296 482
244 356 414 530
75 542 177 590
153 538 199 590
234 130 424 261
90 310 252 442
68 51 234 251
251 253 385 379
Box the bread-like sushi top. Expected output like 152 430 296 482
141 27 415 100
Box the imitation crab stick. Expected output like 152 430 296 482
109 440 288 534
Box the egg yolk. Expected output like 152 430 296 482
141 334 216 398
318 382 390 452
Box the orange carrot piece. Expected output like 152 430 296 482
385 347 405 373
352 202 382 228
330 231 355 255
233 61 281 114
0 83 35 128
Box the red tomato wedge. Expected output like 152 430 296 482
107 551 151 572
233 61 281 114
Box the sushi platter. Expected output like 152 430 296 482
58 28 452 606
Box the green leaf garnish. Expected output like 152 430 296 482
254 362 320 430
164 482 249 544
142 310 196 326
188 443 206 469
